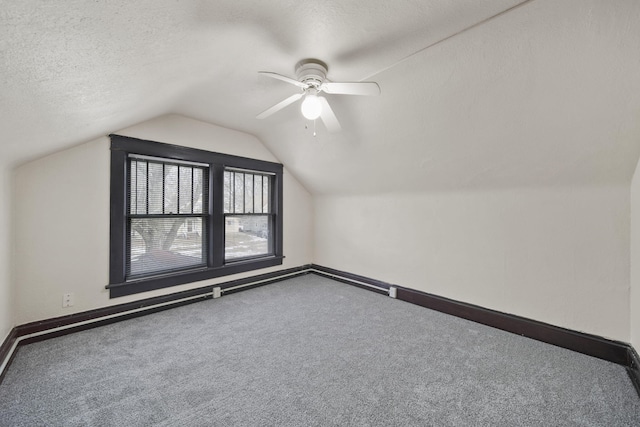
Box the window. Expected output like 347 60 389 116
223 169 273 261
108 135 283 298
128 156 208 278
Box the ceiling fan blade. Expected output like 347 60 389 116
321 81 380 96
256 93 303 119
318 97 342 133
258 71 307 89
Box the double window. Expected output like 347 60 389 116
108 135 283 298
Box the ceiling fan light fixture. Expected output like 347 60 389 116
301 93 322 120
257 59 379 133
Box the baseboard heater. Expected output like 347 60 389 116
1 263 639 400
0 265 312 382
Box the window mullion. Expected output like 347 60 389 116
134 161 138 215
191 168 194 214
210 165 224 268
145 161 149 215
162 163 165 215
177 166 181 213
109 134 283 298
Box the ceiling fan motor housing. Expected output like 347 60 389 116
295 59 328 88
257 58 379 133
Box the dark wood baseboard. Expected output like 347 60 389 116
310 264 389 295
0 328 18 384
629 347 640 397
0 265 311 383
2 263 639 400
217 265 311 295
15 264 311 340
395 286 631 365
310 265 637 372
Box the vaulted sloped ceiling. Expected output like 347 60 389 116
2 0 639 194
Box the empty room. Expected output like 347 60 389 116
1 0 640 425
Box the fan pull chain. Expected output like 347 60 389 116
304 121 317 137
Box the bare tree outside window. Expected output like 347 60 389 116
128 158 207 277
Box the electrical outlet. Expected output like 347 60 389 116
212 287 222 299
62 292 74 308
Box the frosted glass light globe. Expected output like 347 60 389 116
301 94 322 120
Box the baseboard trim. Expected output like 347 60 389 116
396 286 631 365
0 265 312 382
220 265 311 295
629 347 640 397
310 265 637 373
2 263 639 400
310 264 389 295
0 328 18 384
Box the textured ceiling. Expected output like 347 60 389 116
1 0 640 194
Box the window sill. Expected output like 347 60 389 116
107 256 284 298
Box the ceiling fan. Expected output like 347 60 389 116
256 59 380 133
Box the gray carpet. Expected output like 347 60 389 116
1 274 639 426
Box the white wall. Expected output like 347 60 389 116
0 167 13 343
631 160 640 350
9 112 636 346
315 186 630 342
13 114 313 325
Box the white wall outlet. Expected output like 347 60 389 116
62 292 74 307
389 287 397 299
212 287 222 299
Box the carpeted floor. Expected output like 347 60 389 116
1 274 640 426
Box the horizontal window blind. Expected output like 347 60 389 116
109 135 284 298
127 158 208 278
